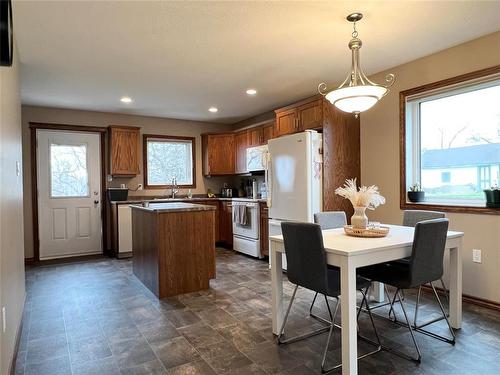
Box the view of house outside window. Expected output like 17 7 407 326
417 82 500 204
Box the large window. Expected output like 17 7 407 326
401 67 500 211
143 135 195 188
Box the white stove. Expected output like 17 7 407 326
232 200 262 258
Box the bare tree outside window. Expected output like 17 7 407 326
146 137 194 186
50 144 89 197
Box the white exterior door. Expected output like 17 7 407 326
37 130 102 260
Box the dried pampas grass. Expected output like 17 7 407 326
335 178 386 210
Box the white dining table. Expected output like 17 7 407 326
269 224 464 375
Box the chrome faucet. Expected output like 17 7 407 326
170 177 179 198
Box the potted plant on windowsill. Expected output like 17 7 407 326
484 185 500 208
407 183 425 203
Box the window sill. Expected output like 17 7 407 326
401 200 500 215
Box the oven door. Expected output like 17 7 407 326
232 202 260 240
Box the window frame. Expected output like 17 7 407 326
400 65 500 215
143 134 196 189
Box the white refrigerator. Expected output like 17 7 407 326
265 130 323 269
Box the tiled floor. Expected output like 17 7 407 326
15 249 500 375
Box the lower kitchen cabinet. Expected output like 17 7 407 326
260 202 269 257
219 200 233 247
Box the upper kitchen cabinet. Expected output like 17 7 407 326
274 96 323 137
235 130 250 174
248 127 263 147
109 125 141 176
261 121 275 144
202 133 235 176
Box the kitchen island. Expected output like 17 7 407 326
130 202 216 298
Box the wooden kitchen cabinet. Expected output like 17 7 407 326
297 99 323 130
109 126 141 175
275 108 298 137
261 121 275 144
260 202 269 257
234 130 249 174
248 127 263 147
274 96 324 137
219 200 233 247
202 133 235 176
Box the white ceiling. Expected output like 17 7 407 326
13 1 500 124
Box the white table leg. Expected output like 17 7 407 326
340 256 358 375
271 242 284 335
371 282 385 302
449 244 462 329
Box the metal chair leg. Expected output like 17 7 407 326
396 289 422 362
278 285 331 345
321 289 382 373
310 292 334 326
412 282 455 345
440 277 450 311
413 286 422 327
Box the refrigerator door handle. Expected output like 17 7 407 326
264 151 272 208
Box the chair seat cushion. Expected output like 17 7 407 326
358 262 412 289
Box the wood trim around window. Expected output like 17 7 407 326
142 134 196 189
399 65 500 216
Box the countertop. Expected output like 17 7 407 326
130 202 217 213
111 196 267 205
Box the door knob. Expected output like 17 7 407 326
94 200 99 205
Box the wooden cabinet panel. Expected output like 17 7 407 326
261 122 275 144
202 133 235 176
260 202 269 257
235 131 249 174
198 200 220 242
219 200 233 247
275 108 298 137
109 126 140 175
322 101 360 220
248 127 263 147
298 99 323 130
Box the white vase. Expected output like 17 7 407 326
351 206 368 229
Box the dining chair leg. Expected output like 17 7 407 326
440 277 450 312
413 286 422 327
388 288 399 322
412 282 456 345
321 318 336 373
278 285 331 345
309 292 318 315
396 289 422 362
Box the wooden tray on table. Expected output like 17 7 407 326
343 225 390 238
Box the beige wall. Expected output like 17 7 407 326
361 31 500 303
0 46 26 374
21 106 235 259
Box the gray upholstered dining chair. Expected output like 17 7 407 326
359 218 455 363
402 210 448 326
279 221 381 372
314 211 347 231
309 211 347 317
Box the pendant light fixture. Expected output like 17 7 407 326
318 13 395 117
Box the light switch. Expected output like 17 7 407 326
16 161 21 176
472 249 482 263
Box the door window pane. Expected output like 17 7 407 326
50 144 89 197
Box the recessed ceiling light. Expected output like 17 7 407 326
246 89 257 95
120 96 132 103
208 107 218 113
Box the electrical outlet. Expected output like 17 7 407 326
2 307 6 333
107 175 113 182
137 184 143 191
472 249 482 263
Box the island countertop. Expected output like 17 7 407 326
130 202 216 213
